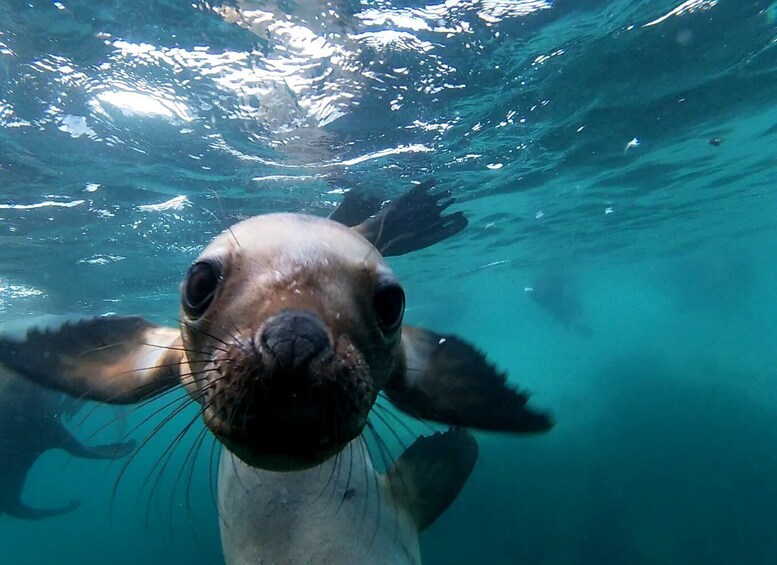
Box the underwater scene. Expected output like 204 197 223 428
2 0 777 563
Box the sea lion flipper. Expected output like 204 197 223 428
0 316 183 404
57 427 136 460
386 326 553 433
57 395 88 420
328 188 383 227
352 180 468 257
386 427 478 531
5 498 80 521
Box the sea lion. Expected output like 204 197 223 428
527 269 593 338
0 181 552 473
219 427 479 565
0 367 135 520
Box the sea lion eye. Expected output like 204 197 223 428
183 260 221 318
373 281 405 334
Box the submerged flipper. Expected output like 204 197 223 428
386 326 553 433
328 188 383 227
5 499 80 521
56 426 136 460
352 180 468 257
387 427 478 531
0 316 182 404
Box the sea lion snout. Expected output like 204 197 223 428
204 320 372 471
259 309 332 372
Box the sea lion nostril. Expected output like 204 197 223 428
260 310 331 370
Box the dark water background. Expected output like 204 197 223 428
2 0 777 563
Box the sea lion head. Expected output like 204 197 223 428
178 213 405 471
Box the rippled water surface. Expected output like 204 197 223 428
3 1 777 563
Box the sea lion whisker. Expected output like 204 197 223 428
219 383 237 429
374 398 437 436
217 453 236 532
369 408 410 453
139 341 228 355
326 400 345 506
328 439 345 506
364 418 395 467
99 381 216 449
362 423 384 547
208 383 251 495
356 436 372 535
72 337 187 357
239 399 251 439
370 411 418 546
229 448 250 494
205 189 239 249
79 386 188 442
110 357 206 379
73 361 219 428
376 231 419 256
109 387 212 516
175 421 210 520
176 398 221 504
372 400 414 435
334 439 355 516
135 368 214 409
169 408 214 531
312 393 343 504
372 211 390 254
192 402 226 515
227 226 241 248
142 398 212 528
208 432 222 519
177 367 225 390
366 420 401 542
378 392 438 433
185 363 227 380
227 320 243 343
222 378 250 439
79 364 220 433
74 377 186 428
177 317 233 348
313 449 340 504
177 392 232 554
330 451 343 502
163 419 205 534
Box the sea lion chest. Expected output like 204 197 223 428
218 441 421 565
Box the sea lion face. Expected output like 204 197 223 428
178 214 406 471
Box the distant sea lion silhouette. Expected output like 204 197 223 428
528 270 593 338
0 368 135 520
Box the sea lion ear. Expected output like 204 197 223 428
0 316 182 404
351 180 468 257
384 326 554 433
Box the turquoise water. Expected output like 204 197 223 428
3 0 777 563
